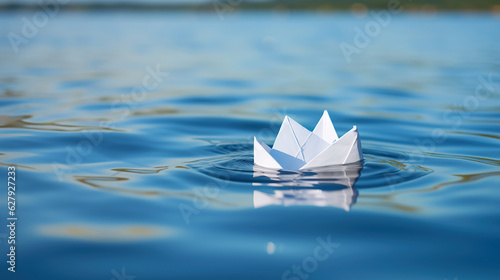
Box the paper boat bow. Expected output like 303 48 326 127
254 111 363 170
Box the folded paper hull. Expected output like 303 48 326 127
252 163 362 188
254 111 363 170
301 126 363 169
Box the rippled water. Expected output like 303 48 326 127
1 11 500 280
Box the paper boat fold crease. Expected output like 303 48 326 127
254 110 363 170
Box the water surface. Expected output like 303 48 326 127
1 11 499 280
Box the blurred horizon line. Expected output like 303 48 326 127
1 0 500 12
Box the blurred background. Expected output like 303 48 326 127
1 0 500 280
3 0 500 11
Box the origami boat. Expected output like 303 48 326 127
254 110 363 170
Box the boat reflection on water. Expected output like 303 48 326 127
253 162 363 211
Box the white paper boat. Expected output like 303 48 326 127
252 163 362 188
254 110 363 170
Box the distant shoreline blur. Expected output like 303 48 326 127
2 1 500 12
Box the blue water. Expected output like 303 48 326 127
1 11 500 280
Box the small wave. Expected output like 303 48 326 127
188 143 432 189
